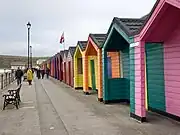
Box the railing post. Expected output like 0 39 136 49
13 73 15 81
5 73 8 87
9 73 11 84
1 74 3 89
11 72 13 82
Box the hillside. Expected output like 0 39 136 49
0 55 50 68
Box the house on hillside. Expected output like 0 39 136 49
11 62 26 70
36 59 47 65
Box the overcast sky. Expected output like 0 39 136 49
0 0 156 57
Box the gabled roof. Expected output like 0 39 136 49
77 41 88 51
89 34 107 48
55 52 60 58
68 46 76 56
140 14 150 20
102 16 148 49
112 17 147 37
60 50 64 58
136 0 161 35
63 50 68 58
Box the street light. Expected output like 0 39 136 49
30 45 32 68
27 22 31 68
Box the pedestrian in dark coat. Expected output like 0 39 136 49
41 69 45 79
46 68 50 79
37 68 41 79
15 67 23 85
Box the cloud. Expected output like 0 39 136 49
0 0 156 56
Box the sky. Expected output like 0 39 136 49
0 0 156 57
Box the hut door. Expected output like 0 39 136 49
55 59 57 78
145 43 166 112
107 57 112 78
68 61 71 86
60 61 63 81
64 62 66 83
57 59 59 80
90 60 96 90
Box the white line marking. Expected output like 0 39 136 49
21 106 35 109
23 101 34 104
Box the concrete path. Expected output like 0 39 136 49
35 78 69 135
0 78 180 135
41 78 180 135
0 81 41 135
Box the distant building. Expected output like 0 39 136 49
36 59 46 65
11 62 26 70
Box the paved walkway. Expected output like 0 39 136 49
0 81 41 135
43 78 180 135
0 78 179 135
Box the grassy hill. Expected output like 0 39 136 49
0 55 50 68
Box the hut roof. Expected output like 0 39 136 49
89 34 107 48
77 41 88 51
69 46 76 57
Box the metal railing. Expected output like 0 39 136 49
0 72 15 89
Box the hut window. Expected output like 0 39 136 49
119 51 123 78
77 58 83 74
107 57 112 78
107 52 120 78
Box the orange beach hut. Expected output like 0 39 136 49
83 34 106 101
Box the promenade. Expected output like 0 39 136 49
0 77 179 135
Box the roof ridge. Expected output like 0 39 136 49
77 41 87 51
113 16 147 36
90 33 107 48
114 17 142 20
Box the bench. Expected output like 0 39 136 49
2 84 22 110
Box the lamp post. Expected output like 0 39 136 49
27 22 31 68
30 45 32 68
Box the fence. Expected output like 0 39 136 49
0 72 15 89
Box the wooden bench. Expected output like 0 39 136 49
2 84 22 110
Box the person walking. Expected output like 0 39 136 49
37 68 41 79
15 67 23 85
27 68 33 85
35 68 38 77
41 69 45 79
46 68 50 79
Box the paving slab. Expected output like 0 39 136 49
34 78 69 135
0 81 41 135
43 78 180 135
41 79 121 135
0 77 179 135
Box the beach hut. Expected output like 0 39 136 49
83 34 106 101
73 41 87 90
66 47 76 87
62 50 68 84
102 17 146 110
57 53 60 80
46 58 51 72
52 56 56 78
59 50 64 81
50 57 54 77
54 53 61 80
129 0 180 122
54 54 58 79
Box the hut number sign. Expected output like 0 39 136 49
130 42 140 48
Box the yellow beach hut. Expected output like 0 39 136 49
73 41 87 90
